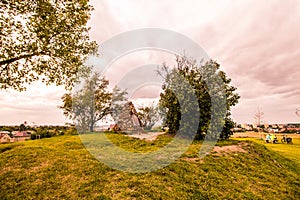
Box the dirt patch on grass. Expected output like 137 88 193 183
212 142 248 156
182 142 250 162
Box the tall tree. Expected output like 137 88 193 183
60 73 112 132
254 107 264 139
159 55 240 140
254 107 264 127
0 0 98 91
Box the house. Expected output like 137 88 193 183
0 133 13 143
12 131 31 141
241 124 252 131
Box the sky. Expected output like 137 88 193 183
1 0 300 125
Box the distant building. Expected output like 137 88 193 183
241 124 252 131
0 133 13 143
12 131 31 141
0 131 11 135
287 123 300 128
278 124 285 129
264 123 269 129
286 127 300 132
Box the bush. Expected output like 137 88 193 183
30 133 37 140
59 131 65 136
31 129 55 139
281 129 298 134
65 128 78 135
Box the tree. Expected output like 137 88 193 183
19 123 26 131
60 73 112 132
110 86 129 127
254 107 264 139
0 0 98 91
137 104 160 131
159 55 240 140
254 107 264 127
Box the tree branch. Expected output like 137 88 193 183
0 51 45 66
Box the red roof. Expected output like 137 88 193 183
13 131 30 137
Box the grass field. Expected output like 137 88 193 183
233 137 300 166
0 133 299 199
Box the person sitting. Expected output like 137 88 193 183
281 135 286 143
266 134 271 143
273 135 278 143
286 137 293 144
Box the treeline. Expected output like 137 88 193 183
0 125 78 140
30 127 78 140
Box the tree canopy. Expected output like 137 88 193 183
60 73 112 132
137 104 160 130
159 55 240 140
0 0 97 91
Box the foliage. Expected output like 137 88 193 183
110 86 129 128
282 129 299 133
19 123 26 131
137 103 160 130
31 128 53 139
159 55 240 140
60 73 112 132
0 0 98 91
64 127 78 135
219 117 235 139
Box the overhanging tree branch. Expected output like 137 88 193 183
0 51 45 66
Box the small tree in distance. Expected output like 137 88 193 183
60 73 112 132
254 107 264 128
254 107 265 139
137 103 160 131
19 124 26 131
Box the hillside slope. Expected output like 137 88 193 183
0 134 299 199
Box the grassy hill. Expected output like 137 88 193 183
0 134 299 199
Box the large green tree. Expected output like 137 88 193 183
60 73 112 132
159 55 240 140
0 0 97 91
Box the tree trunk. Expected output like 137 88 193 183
89 123 94 132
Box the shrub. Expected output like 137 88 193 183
65 128 78 135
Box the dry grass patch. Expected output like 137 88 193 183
212 142 249 156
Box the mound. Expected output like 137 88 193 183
0 135 299 199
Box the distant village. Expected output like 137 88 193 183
1 122 300 144
0 122 77 143
233 123 300 133
0 130 32 143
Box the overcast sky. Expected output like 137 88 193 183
1 0 300 125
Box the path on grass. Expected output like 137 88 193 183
126 132 166 141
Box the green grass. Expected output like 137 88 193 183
0 134 299 199
234 137 300 166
